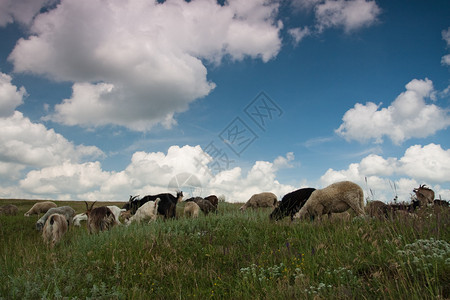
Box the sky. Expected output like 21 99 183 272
0 0 449 203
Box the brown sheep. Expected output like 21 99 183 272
42 213 68 248
240 192 278 211
184 201 200 218
294 181 365 221
0 204 19 216
24 201 57 217
366 200 391 219
204 195 219 209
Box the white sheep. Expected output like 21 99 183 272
126 198 160 225
42 213 68 248
24 201 57 217
73 213 88 226
184 201 200 218
36 206 75 231
239 192 278 211
107 205 126 224
294 181 365 221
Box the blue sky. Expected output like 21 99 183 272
0 0 449 203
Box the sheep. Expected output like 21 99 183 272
269 188 316 221
126 199 160 225
294 181 365 221
413 184 435 206
42 213 68 248
85 201 117 234
107 205 126 224
73 213 88 226
184 201 200 218
0 204 19 216
35 206 75 231
240 192 278 211
366 200 391 219
24 201 57 217
120 210 132 222
185 197 216 215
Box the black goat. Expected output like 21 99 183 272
269 188 316 221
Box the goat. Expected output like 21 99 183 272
269 188 316 221
240 192 278 211
85 201 117 234
124 191 183 219
73 213 88 226
413 184 435 206
0 204 19 216
24 201 57 217
204 195 219 209
42 213 68 248
107 205 126 224
36 206 75 231
126 199 160 225
294 181 365 221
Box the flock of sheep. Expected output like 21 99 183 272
0 180 448 248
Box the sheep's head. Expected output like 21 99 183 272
269 206 286 221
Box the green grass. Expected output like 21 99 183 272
0 199 449 299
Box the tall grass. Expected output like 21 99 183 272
0 199 449 299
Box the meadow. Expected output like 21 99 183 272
0 199 449 299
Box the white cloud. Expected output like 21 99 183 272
288 27 311 45
336 78 450 144
0 0 57 26
3 144 296 202
9 0 282 131
0 72 26 117
398 144 450 183
442 27 450 66
314 0 380 33
320 143 450 202
0 111 104 168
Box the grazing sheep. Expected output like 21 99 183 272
120 210 132 222
269 188 316 221
126 199 160 225
36 206 75 231
240 192 278 211
204 195 219 209
184 201 200 218
0 204 19 216
73 213 88 226
366 201 391 219
107 205 126 224
85 202 117 234
42 213 68 248
185 197 216 215
294 181 365 221
24 201 57 217
413 184 435 206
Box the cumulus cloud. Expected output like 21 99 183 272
0 72 26 117
8 0 282 131
0 0 57 26
442 27 450 66
0 111 104 168
336 78 450 144
314 0 380 33
320 143 450 202
8 145 296 202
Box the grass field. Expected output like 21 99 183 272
0 199 449 299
